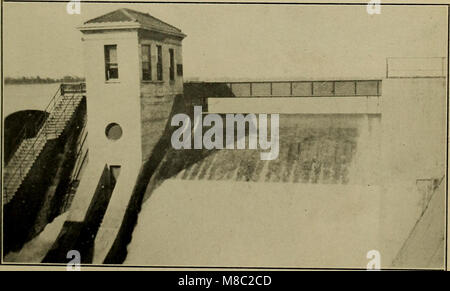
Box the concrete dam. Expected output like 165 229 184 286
2 8 446 269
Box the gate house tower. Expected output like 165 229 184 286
78 8 186 171
72 9 185 261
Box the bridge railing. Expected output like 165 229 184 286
61 82 86 95
187 79 382 112
222 80 382 97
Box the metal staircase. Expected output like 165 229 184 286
3 83 86 204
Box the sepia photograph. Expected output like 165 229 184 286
0 0 448 272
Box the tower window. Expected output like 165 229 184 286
141 45 152 81
105 123 123 140
157 45 163 81
177 64 183 76
104 45 118 80
169 48 175 81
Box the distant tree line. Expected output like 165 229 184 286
5 75 85 84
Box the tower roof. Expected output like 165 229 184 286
80 8 186 38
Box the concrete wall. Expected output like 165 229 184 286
140 94 176 163
207 96 381 114
392 178 445 269
376 76 446 268
82 30 143 168
381 77 446 182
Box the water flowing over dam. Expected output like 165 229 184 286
123 112 384 268
162 119 360 185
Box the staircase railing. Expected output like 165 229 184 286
6 85 62 165
73 148 89 182
4 83 86 199
71 122 88 182
47 91 78 137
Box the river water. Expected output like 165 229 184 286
3 84 60 118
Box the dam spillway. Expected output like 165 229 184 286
159 120 360 185
123 112 384 268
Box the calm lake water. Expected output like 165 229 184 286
3 84 61 118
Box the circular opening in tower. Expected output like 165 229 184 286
105 123 123 141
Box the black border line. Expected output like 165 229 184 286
0 0 448 271
1 0 449 6
1 0 3 268
0 262 445 271
446 4 449 272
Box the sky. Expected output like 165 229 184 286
3 2 448 81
